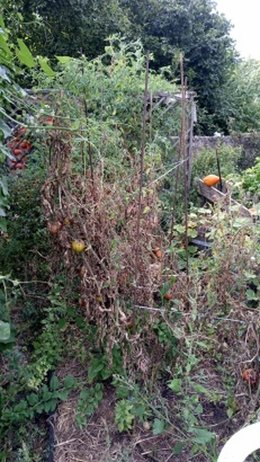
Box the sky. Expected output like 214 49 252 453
216 0 260 59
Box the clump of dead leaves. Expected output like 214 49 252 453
42 128 171 377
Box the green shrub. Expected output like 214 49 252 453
191 145 241 182
242 157 260 195
0 170 50 278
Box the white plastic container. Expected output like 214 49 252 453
218 422 260 462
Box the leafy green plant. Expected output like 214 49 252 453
225 59 260 133
76 383 104 428
152 418 165 435
113 375 158 432
167 373 217 456
0 15 53 235
0 171 50 277
88 346 123 383
0 374 76 435
242 157 260 195
191 145 240 185
24 285 69 390
115 399 135 432
0 8 259 462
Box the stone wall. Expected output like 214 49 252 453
172 133 260 170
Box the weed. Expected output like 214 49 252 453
76 383 104 428
115 399 135 432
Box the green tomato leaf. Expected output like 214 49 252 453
63 375 76 389
0 177 8 196
152 418 165 435
88 358 105 383
56 56 72 64
38 56 55 77
0 15 5 28
191 382 211 398
44 398 57 413
0 218 7 232
27 393 38 406
0 34 11 55
57 389 69 401
190 427 215 445
50 375 60 391
187 228 198 239
246 289 258 301
168 378 182 393
172 442 186 455
16 39 35 68
174 224 185 234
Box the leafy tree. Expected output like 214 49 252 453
1 0 236 134
2 0 129 58
221 59 260 133
120 0 236 133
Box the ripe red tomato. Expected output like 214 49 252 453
20 140 32 151
15 162 24 170
13 148 23 156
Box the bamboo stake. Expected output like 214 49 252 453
136 54 150 238
80 55 94 184
179 58 190 276
216 141 223 192
83 98 94 186
183 81 189 276
187 94 195 190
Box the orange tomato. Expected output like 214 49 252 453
202 175 220 187
152 247 162 260
155 249 162 260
